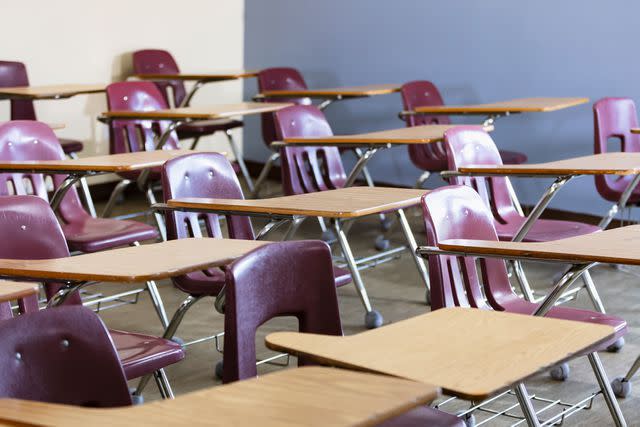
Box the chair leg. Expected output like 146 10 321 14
415 171 430 189
396 209 430 294
153 368 175 399
513 383 541 426
130 242 170 327
588 352 627 427
145 187 167 241
512 260 536 302
225 129 254 193
69 152 97 218
581 270 606 313
102 179 132 218
251 151 279 198
189 136 201 150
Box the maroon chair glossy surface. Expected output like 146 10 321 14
273 105 347 195
0 121 158 252
0 61 83 155
0 195 183 380
257 67 311 147
0 306 132 407
421 185 626 347
223 240 463 427
444 126 600 242
132 50 242 141
400 81 526 171
161 152 351 291
593 97 640 204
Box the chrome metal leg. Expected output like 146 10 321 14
354 147 387 226
225 129 254 193
130 242 169 327
332 219 382 328
396 209 430 292
154 368 175 399
50 175 82 212
598 174 640 229
345 147 380 187
581 270 606 313
505 177 524 216
251 151 280 198
102 179 132 217
180 80 205 107
513 175 573 242
282 216 306 240
415 171 430 189
534 263 596 316
588 352 627 427
513 383 541 427
146 187 167 241
623 355 640 382
188 136 201 150
512 260 536 302
317 98 337 110
255 218 291 240
69 153 97 218
137 121 183 190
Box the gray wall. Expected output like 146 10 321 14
243 0 639 216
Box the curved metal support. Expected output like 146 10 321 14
47 281 92 307
345 147 380 187
512 175 573 242
598 173 640 229
102 179 132 218
256 218 292 240
214 289 226 314
415 171 431 189
512 260 536 302
533 262 596 317
282 216 306 241
225 129 254 192
50 175 82 212
180 80 205 107
137 120 183 191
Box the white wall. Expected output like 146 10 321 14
1 0 245 184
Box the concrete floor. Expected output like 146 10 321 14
91 182 640 426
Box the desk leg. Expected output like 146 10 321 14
513 383 541 427
50 174 82 213
588 352 627 427
332 218 383 329
396 209 430 298
598 174 640 229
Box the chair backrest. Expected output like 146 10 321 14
0 121 90 225
105 81 180 155
0 195 79 308
161 152 255 241
444 126 520 223
273 105 346 195
222 240 342 383
0 61 36 120
132 49 186 108
593 97 640 201
0 305 132 407
421 185 514 310
400 80 450 172
257 67 311 147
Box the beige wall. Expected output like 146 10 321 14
0 0 245 183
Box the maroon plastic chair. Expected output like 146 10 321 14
222 240 463 427
0 305 132 407
0 61 84 156
0 195 184 399
444 126 601 242
421 185 626 344
593 97 640 204
401 81 527 187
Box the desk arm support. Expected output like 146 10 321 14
533 262 596 316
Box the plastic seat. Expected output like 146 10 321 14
420 185 627 349
0 121 159 251
444 126 600 242
132 50 242 146
593 97 640 204
0 195 184 394
0 305 133 407
400 81 526 187
0 61 83 156
161 151 351 290
223 240 463 426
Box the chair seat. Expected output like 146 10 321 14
499 297 627 350
377 405 465 427
109 329 185 380
62 217 159 253
176 119 243 139
499 149 527 165
496 217 601 243
59 138 84 155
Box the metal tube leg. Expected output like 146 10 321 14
534 263 596 316
50 175 81 212
513 383 541 427
102 179 131 217
69 153 97 218
333 219 383 328
581 270 606 313
353 147 387 227
345 148 380 187
623 355 640 382
505 177 525 217
146 187 167 241
154 368 175 399
396 209 430 292
598 174 640 229
251 151 280 198
255 218 291 240
145 280 170 328
588 352 627 427
188 136 201 150
225 129 254 193
415 171 430 189
282 216 306 241
513 175 573 242
512 260 536 302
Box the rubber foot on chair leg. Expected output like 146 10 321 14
550 363 570 381
380 217 393 232
612 377 632 398
365 310 383 329
215 361 224 380
607 337 625 353
375 235 390 251
129 388 144 405
170 336 185 346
